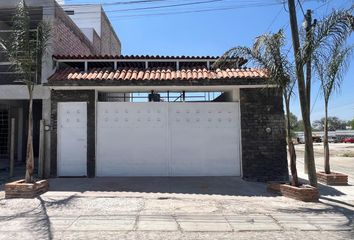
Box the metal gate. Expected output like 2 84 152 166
96 102 241 177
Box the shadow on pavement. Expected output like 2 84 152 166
48 177 277 197
297 177 346 197
277 196 354 236
32 196 53 240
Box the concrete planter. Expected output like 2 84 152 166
316 171 348 186
5 179 49 199
267 182 319 202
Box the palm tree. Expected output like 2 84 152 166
310 8 353 175
314 42 353 174
0 0 50 183
214 30 299 186
287 0 353 187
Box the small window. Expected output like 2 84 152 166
65 10 75 15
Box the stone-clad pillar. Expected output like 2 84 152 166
240 88 289 182
50 90 96 177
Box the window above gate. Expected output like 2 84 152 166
98 91 226 103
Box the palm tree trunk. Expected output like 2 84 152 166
304 10 313 175
324 101 330 174
287 0 317 187
285 98 299 186
25 88 34 183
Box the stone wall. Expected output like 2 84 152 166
92 30 101 55
240 88 289 182
50 90 95 177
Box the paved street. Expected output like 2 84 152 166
1 177 354 240
296 143 354 183
1 143 354 240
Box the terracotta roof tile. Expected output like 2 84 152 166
49 67 268 82
53 54 222 60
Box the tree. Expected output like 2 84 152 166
312 117 348 131
287 112 299 130
313 12 353 174
294 119 304 132
287 0 353 186
214 30 299 186
287 0 317 187
286 112 300 137
349 119 354 130
0 0 50 183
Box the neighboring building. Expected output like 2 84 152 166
0 0 120 173
47 55 289 182
61 4 121 55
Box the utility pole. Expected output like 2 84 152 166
287 0 318 187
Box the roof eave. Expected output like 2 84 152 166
46 77 269 87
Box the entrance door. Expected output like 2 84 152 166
57 102 87 176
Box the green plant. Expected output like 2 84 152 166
214 30 299 186
0 0 51 183
313 9 353 174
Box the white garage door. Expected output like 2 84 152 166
57 102 87 176
96 102 241 176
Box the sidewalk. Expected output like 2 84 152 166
1 177 354 239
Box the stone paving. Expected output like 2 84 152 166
0 176 354 240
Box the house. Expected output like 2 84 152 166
46 55 289 182
1 0 288 182
0 0 120 172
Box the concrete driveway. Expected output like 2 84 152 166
1 177 354 240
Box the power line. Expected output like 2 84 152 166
0 0 222 14
62 0 167 6
265 6 284 33
0 1 284 22
83 0 224 13
297 0 306 17
105 2 283 19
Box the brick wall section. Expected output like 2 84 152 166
53 3 97 55
92 30 101 55
100 11 121 55
50 90 95 177
240 88 289 182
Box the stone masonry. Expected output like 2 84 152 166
50 90 96 177
240 88 289 182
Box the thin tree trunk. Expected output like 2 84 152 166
324 101 330 174
287 0 317 187
285 98 299 186
25 88 34 183
304 10 313 175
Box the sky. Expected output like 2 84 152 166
62 0 354 122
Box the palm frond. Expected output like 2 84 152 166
214 29 296 99
0 0 51 85
314 39 353 103
303 7 353 64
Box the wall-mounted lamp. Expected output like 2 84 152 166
44 125 51 131
265 127 272 134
